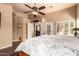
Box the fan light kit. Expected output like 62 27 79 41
32 11 38 15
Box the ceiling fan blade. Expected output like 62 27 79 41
39 6 46 10
38 11 45 15
25 4 32 9
24 11 32 13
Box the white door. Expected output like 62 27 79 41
27 23 34 38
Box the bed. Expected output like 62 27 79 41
15 35 79 56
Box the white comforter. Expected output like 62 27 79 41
15 35 79 56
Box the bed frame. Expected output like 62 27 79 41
18 51 30 56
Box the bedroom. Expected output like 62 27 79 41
0 3 79 56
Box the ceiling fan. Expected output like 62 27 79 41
24 3 46 15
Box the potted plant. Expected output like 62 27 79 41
72 27 79 37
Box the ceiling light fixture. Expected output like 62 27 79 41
32 11 38 15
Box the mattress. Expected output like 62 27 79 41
15 35 79 56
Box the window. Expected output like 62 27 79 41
64 21 69 34
47 24 51 35
56 20 75 35
56 21 64 34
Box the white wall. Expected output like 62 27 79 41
77 4 79 20
77 4 79 28
0 4 12 49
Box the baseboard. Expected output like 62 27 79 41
12 40 19 42
0 45 12 50
13 40 23 42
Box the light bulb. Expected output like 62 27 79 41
42 18 45 22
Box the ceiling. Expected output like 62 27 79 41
4 3 77 14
